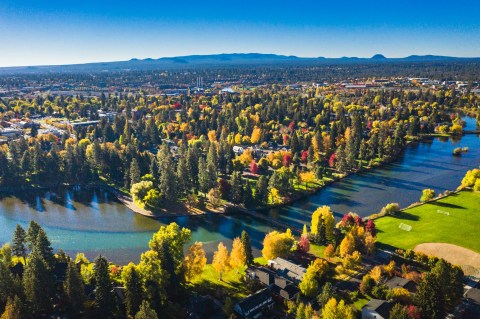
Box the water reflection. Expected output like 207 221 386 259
0 120 477 264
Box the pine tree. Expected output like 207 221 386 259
130 158 141 185
158 145 177 202
255 175 269 205
94 256 116 318
26 221 41 250
198 157 209 196
23 249 55 315
64 260 86 316
241 230 254 265
415 272 445 319
11 225 27 263
33 229 54 269
125 266 144 317
0 260 17 307
176 156 189 195
230 171 244 204
135 300 158 319
243 182 254 207
1 295 27 319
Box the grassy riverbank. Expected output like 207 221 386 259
375 190 480 253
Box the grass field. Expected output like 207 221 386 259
190 264 249 299
375 191 480 253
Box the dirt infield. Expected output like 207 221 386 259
415 243 480 277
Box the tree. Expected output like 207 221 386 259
299 171 316 188
324 243 335 260
143 188 162 209
130 158 141 185
255 176 269 204
207 188 222 208
26 220 41 250
148 223 191 294
389 303 409 319
230 237 246 271
360 274 375 295
23 249 55 315
230 171 244 204
184 242 207 281
198 157 210 196
1 296 27 319
11 225 27 263
157 145 177 202
33 228 54 268
318 282 335 306
212 242 230 281
241 230 254 266
339 233 356 257
261 230 295 260
131 180 154 204
124 265 144 317
415 272 444 319
94 256 116 318
365 219 376 236
297 234 310 253
311 206 335 243
431 259 464 313
64 260 86 316
135 300 158 319
321 298 355 319
0 260 17 310
249 161 259 174
420 188 435 202
299 258 329 297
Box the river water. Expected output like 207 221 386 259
0 119 478 264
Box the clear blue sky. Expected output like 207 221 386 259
0 0 479 67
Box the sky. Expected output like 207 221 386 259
0 0 479 67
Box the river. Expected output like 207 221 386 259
0 119 478 264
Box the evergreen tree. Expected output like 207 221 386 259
255 175 269 205
23 249 55 315
26 221 41 250
135 300 158 319
11 225 27 263
0 260 17 309
1 296 27 319
130 158 141 185
158 145 177 202
240 231 253 265
64 260 86 316
243 182 254 207
198 157 210 196
389 303 409 319
415 272 445 319
176 156 189 195
230 171 244 204
33 229 54 269
94 256 116 318
125 266 144 317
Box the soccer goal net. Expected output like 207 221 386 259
398 223 412 231
436 210 450 216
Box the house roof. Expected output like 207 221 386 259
384 276 417 292
268 257 306 282
236 288 273 314
465 288 480 304
364 299 393 318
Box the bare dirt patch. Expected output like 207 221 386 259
415 243 480 277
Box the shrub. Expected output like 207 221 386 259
420 189 435 202
380 203 401 216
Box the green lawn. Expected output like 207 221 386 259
375 191 480 253
190 264 249 299
353 296 371 311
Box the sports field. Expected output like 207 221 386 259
375 191 480 253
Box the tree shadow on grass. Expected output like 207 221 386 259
392 211 420 221
430 201 465 210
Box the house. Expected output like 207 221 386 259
268 257 306 284
463 287 480 318
362 299 393 319
246 266 275 286
186 294 223 319
234 288 274 319
246 266 300 300
384 276 417 293
233 145 245 155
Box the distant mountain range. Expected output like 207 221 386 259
2 53 480 74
